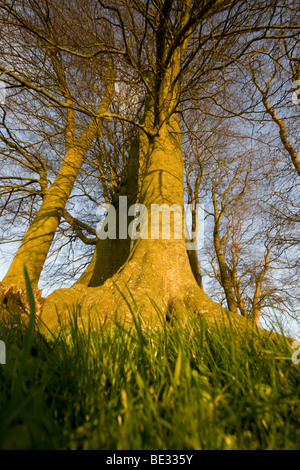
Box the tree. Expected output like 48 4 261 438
249 44 300 177
37 0 299 330
0 0 115 309
0 0 299 332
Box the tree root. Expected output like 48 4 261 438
0 283 43 326
39 240 245 334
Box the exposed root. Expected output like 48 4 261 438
40 240 245 333
0 283 43 326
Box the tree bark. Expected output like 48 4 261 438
187 248 203 289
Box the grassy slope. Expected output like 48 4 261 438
0 294 299 451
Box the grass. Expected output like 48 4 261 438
0 273 299 450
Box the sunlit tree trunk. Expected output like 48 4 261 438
2 88 113 289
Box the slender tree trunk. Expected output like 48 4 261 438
213 225 238 314
251 65 300 177
2 147 83 289
1 87 113 289
251 276 264 324
211 187 238 314
232 273 248 317
185 179 204 289
230 252 248 317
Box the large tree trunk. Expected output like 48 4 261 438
41 116 233 331
74 235 132 288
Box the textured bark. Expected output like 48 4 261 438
187 248 203 289
0 283 43 326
